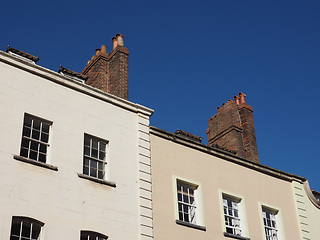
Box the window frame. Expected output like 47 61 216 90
219 191 250 240
19 113 52 163
80 230 108 240
83 133 108 180
173 176 205 230
259 203 285 240
223 195 242 236
10 216 44 240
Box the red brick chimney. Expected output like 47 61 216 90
207 93 259 163
81 33 129 100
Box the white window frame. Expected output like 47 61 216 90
219 191 250 239
223 195 242 236
80 230 108 240
259 203 285 240
20 113 52 163
10 216 44 240
173 176 205 229
83 134 108 180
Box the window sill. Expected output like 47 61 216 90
175 220 206 231
13 155 58 171
77 173 116 188
224 232 250 240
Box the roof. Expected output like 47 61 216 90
58 65 88 81
6 46 39 63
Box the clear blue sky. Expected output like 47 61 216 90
1 1 319 190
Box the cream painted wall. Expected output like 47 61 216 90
0 53 153 240
151 133 302 240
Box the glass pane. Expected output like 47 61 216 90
178 193 182 201
92 139 98 149
24 117 32 128
100 142 106 152
21 221 31 237
179 212 183 221
84 158 90 167
84 146 90 156
184 213 189 222
98 162 104 171
89 235 96 240
40 133 49 143
30 141 39 151
183 194 188 203
83 166 89 175
90 168 97 177
92 149 98 158
11 220 21 236
98 170 103 179
42 123 50 133
31 223 41 239
20 148 28 158
31 129 40 140
99 151 105 160
38 153 46 163
21 138 30 148
22 127 31 138
91 160 97 169
84 136 90 147
39 144 47 154
29 151 38 160
33 119 41 130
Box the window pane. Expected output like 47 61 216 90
84 146 90 156
29 151 38 160
30 141 39 151
31 129 40 140
98 162 104 171
23 127 31 138
84 158 90 167
84 137 90 147
21 138 30 148
83 166 89 175
11 221 21 236
21 221 31 237
98 170 103 179
92 139 98 149
100 143 106 152
38 153 46 163
39 144 47 154
33 120 41 130
41 123 50 133
99 151 105 160
90 168 97 177
40 133 49 143
92 149 98 158
31 223 41 239
20 148 28 158
91 160 97 169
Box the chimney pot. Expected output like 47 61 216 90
234 95 240 105
116 33 124 46
91 55 95 60
101 45 107 54
239 92 246 104
112 36 117 49
95 48 101 55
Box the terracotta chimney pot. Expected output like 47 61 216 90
112 37 117 49
95 48 101 55
116 33 124 46
101 45 107 54
234 95 240 105
239 92 246 104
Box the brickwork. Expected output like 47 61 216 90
207 94 259 163
81 35 129 100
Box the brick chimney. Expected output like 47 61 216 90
207 93 259 163
81 33 129 100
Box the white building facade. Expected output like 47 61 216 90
0 45 153 240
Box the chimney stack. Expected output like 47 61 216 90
207 93 259 163
81 33 129 100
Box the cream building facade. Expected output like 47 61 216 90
150 114 320 239
0 39 154 240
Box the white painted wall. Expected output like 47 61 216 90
0 52 153 240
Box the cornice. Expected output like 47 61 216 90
0 50 153 117
150 126 306 183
